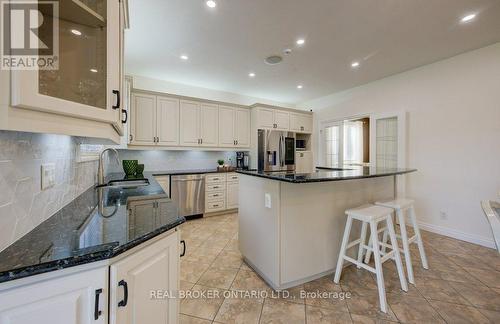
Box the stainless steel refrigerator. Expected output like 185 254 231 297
258 129 296 171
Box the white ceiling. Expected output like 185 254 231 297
125 0 500 105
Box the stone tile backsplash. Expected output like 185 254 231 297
0 131 98 252
108 150 237 173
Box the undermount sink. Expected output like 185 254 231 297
106 179 150 189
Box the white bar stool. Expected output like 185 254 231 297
365 198 429 285
334 204 408 313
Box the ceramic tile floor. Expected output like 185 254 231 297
178 213 500 324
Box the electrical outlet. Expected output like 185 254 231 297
41 163 56 190
265 193 272 209
440 211 448 220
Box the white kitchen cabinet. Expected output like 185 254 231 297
290 113 313 134
218 106 236 147
205 173 239 213
235 109 250 147
255 108 290 130
226 181 239 209
130 93 180 146
179 100 218 147
10 0 124 137
274 111 290 130
157 97 180 146
130 93 156 145
256 108 276 129
218 106 250 148
0 267 108 324
110 231 180 324
295 151 313 173
179 100 201 146
200 103 219 146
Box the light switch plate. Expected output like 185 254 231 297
41 163 56 190
265 193 272 209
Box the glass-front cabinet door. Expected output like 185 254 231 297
11 0 123 134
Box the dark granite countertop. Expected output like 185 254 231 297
0 172 185 284
152 168 241 176
236 166 417 183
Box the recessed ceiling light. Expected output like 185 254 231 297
180 55 189 60
248 72 255 78
461 13 476 23
297 85 303 89
206 0 216 8
71 29 82 36
296 38 305 45
90 68 98 73
351 61 360 68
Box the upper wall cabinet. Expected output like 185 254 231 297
129 92 251 149
254 107 312 133
255 108 289 130
10 0 126 138
290 113 313 134
130 93 179 146
219 105 250 148
179 100 219 147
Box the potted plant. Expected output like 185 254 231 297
217 159 225 170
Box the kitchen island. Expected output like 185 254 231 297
236 167 416 290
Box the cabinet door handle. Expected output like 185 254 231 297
200 138 203 144
118 280 129 307
112 90 120 109
180 240 186 257
121 109 127 124
236 140 238 145
130 134 133 142
94 289 103 320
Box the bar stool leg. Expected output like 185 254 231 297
409 206 429 269
369 220 387 313
357 222 368 268
397 209 415 284
364 232 373 264
334 215 353 283
387 215 408 292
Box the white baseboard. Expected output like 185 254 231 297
418 221 496 249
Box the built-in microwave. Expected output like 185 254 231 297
296 139 306 150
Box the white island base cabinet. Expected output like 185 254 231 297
238 174 393 290
0 230 181 324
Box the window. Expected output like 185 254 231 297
321 118 370 167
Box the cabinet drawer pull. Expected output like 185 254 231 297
213 194 219 197
94 289 103 320
121 109 128 124
112 90 120 109
118 280 128 307
180 240 186 257
213 204 219 207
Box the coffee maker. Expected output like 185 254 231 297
236 152 249 170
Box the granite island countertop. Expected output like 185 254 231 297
237 166 417 183
0 172 185 284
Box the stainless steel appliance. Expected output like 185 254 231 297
258 129 296 171
236 151 250 170
295 139 306 151
171 174 205 217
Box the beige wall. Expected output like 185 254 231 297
302 43 500 247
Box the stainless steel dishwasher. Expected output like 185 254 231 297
170 174 205 217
